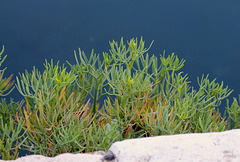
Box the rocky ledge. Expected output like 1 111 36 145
2 129 240 162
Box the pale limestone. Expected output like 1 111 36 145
1 151 110 162
109 129 240 161
1 129 240 162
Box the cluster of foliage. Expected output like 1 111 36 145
0 46 26 160
1 38 240 160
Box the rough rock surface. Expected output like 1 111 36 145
109 129 240 161
1 129 240 162
2 151 110 162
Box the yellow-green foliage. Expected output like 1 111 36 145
0 46 14 97
1 38 240 159
0 46 26 160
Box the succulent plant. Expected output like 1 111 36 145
0 38 239 159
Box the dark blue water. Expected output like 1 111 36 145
0 0 240 157
1 0 240 101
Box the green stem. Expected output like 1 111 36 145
92 80 98 113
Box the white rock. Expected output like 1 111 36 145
109 129 240 162
1 151 109 162
2 129 240 162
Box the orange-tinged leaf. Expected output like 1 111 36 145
184 120 189 131
195 123 198 133
139 103 147 114
215 125 218 131
15 112 20 123
158 108 163 120
25 97 30 108
107 97 112 115
23 107 29 124
39 89 42 101
60 86 66 99
148 114 152 125
0 74 14 89
124 124 131 138
33 132 39 142
115 98 119 116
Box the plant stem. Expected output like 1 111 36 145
92 80 98 113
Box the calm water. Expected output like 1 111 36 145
1 0 240 112
0 0 240 156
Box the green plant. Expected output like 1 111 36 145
0 116 26 160
12 38 240 158
100 48 232 137
226 95 240 129
0 46 14 96
15 60 83 155
15 59 120 156
67 50 108 114
0 46 26 160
